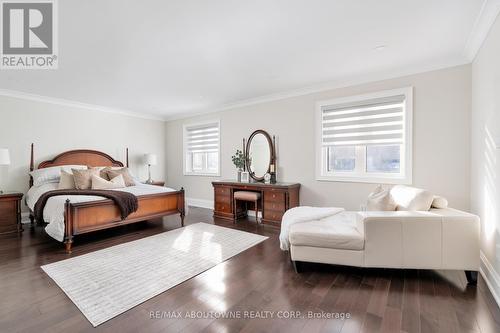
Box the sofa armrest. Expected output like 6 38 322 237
358 211 443 268
357 209 480 270
430 208 480 270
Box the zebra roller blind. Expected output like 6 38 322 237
185 122 219 153
321 95 406 146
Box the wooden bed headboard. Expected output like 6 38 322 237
29 144 129 186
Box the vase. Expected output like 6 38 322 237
237 170 242 182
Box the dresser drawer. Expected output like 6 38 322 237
0 201 17 224
263 200 286 212
215 195 231 204
215 202 232 213
0 194 22 235
264 209 284 222
215 186 231 197
264 191 286 203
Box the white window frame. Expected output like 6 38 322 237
183 120 221 177
315 87 413 184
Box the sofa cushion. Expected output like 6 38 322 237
367 185 397 211
289 212 364 250
390 185 434 211
431 195 448 209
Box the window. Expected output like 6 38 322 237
183 121 220 176
316 88 412 184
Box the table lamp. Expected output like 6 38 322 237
144 153 157 184
0 148 11 194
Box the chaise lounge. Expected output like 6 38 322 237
286 186 480 284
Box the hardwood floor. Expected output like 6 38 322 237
0 207 499 333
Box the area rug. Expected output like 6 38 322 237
41 223 268 326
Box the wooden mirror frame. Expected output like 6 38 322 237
245 129 276 182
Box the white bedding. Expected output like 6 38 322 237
279 206 345 250
26 183 177 242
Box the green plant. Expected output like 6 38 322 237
231 150 245 170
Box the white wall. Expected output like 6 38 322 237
471 13 500 304
0 95 166 212
166 65 471 211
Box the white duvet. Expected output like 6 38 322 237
279 206 345 250
26 183 176 242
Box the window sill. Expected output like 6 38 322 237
316 174 412 185
184 172 221 177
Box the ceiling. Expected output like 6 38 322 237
0 0 495 120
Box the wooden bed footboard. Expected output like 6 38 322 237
63 188 185 253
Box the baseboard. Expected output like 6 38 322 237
247 210 263 218
480 251 500 308
186 198 213 210
21 212 31 224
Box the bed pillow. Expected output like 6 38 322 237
72 168 101 190
431 195 448 209
103 167 135 186
93 166 124 180
390 185 434 211
366 185 397 211
30 165 87 187
91 174 126 190
58 170 76 189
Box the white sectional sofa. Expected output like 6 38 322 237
288 187 480 284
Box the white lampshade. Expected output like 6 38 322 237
144 153 157 166
0 148 10 165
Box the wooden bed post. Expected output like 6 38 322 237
64 199 73 254
29 144 35 226
126 148 129 168
179 187 185 227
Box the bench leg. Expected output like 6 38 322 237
465 270 478 285
255 199 259 223
233 198 237 224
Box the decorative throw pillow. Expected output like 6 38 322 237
366 185 397 211
390 185 434 211
58 170 76 189
431 195 448 209
30 165 87 187
103 167 135 187
72 168 100 190
91 174 126 190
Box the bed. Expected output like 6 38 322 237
26 145 185 253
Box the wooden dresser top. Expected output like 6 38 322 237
212 180 300 189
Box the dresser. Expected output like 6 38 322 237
212 181 300 227
0 192 23 235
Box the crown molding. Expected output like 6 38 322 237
164 58 469 122
0 89 166 121
464 0 500 61
1 58 470 124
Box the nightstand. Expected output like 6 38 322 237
144 181 165 187
0 192 23 235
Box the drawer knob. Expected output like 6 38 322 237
272 194 276 198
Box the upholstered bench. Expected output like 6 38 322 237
233 191 261 223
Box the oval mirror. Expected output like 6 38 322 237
246 130 273 181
